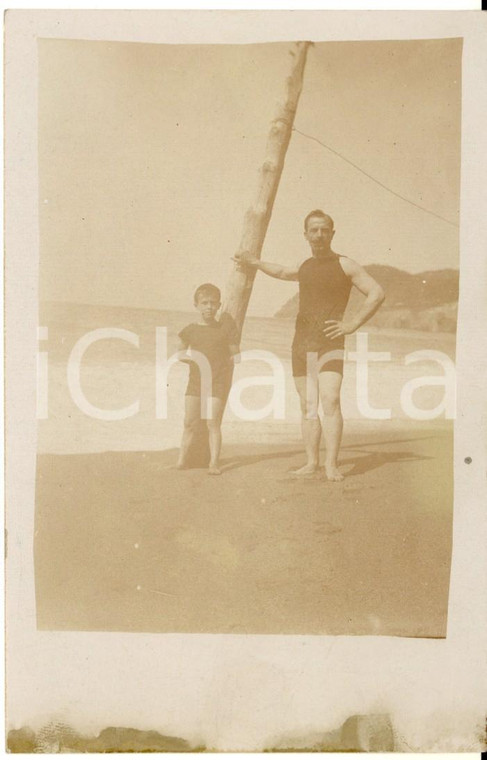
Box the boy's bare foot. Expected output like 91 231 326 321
166 462 188 470
325 464 344 482
208 465 222 476
290 463 319 476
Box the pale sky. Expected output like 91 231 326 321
39 37 461 316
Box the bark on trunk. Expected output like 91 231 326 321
222 41 311 336
187 41 311 468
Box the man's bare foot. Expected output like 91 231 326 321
325 464 344 482
166 462 187 470
208 465 222 476
290 463 319 476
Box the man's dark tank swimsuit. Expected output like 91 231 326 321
292 253 352 377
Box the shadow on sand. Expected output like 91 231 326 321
216 434 437 478
219 449 303 473
340 449 433 478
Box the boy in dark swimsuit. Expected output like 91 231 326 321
176 283 239 475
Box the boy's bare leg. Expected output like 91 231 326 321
292 375 321 475
176 395 201 468
206 396 225 475
318 371 344 481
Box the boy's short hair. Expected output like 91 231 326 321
194 283 221 304
304 209 334 232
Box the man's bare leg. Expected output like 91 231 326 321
175 395 201 468
318 371 344 481
292 375 321 475
206 396 225 475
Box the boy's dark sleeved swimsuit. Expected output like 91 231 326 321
178 321 237 400
292 253 352 377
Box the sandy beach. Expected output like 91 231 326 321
35 305 454 637
35 424 452 637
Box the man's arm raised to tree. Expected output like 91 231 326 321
233 251 300 281
323 257 386 340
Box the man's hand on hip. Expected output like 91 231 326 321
322 320 356 339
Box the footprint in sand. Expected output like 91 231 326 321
175 529 240 570
313 521 342 536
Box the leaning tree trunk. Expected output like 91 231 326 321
186 41 311 468
222 40 312 336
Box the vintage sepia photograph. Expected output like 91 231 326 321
35 36 459 638
6 9 487 754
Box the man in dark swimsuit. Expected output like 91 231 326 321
235 210 385 481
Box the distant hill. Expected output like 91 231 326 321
274 264 459 333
